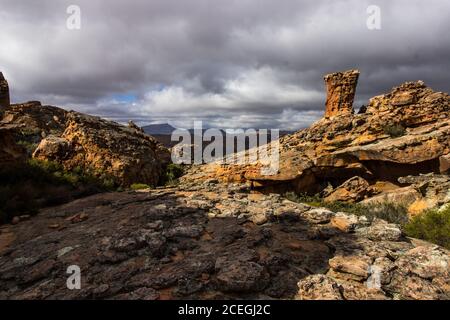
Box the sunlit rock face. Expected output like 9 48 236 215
324 69 359 118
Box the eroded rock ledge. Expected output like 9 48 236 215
182 72 450 212
0 181 448 300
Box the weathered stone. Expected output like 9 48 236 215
301 208 334 224
295 275 343 300
331 212 359 232
395 246 450 280
328 255 371 280
325 176 369 203
215 261 269 293
324 69 359 118
33 135 72 161
356 219 402 241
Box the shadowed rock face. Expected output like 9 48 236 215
0 72 10 110
324 69 359 118
0 182 448 300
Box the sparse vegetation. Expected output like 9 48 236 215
330 138 352 148
130 183 150 190
285 192 408 225
404 206 450 249
383 124 406 138
0 159 116 224
160 163 185 186
285 192 450 248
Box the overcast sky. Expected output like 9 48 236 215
1 0 449 130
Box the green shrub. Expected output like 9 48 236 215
383 124 406 138
161 163 185 186
130 183 150 190
0 159 115 224
404 207 450 249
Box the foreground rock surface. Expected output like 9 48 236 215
0 181 448 300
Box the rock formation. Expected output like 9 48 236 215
0 72 10 111
1 70 449 301
1 102 170 187
182 71 450 217
324 69 359 118
0 180 449 300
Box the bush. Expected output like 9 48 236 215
130 183 150 190
160 163 185 186
404 207 450 249
0 159 115 224
383 124 406 138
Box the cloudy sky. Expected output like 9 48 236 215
1 0 449 130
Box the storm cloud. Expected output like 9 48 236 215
1 0 449 129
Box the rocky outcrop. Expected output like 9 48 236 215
0 72 10 111
0 124 26 167
1 101 170 186
182 72 450 214
0 181 448 300
362 174 450 217
33 112 170 186
324 69 359 118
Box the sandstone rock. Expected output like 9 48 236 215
325 176 369 203
395 246 450 280
361 186 422 207
356 219 402 241
295 275 343 300
301 208 334 224
328 255 372 280
33 112 170 186
331 212 359 232
182 72 450 202
439 154 450 173
0 72 10 110
324 69 359 118
1 102 67 137
0 184 449 300
33 135 72 161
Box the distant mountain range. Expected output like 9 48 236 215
142 123 294 136
142 123 177 135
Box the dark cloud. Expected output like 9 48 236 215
1 0 449 129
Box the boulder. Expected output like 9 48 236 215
355 218 402 241
325 176 369 203
33 135 72 161
328 255 372 280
